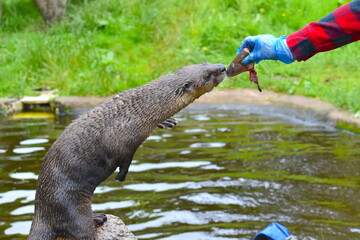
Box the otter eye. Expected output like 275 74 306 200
204 74 212 81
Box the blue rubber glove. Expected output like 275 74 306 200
237 34 294 65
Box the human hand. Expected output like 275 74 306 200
237 34 294 65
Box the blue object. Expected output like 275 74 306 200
236 34 294 65
253 223 291 240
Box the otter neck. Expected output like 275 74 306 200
119 85 190 128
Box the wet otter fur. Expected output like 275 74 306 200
28 63 226 240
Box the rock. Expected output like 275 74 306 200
54 96 110 115
0 98 22 116
95 214 136 240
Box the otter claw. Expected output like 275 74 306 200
93 213 107 226
157 117 178 129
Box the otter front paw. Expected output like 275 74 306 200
157 117 178 129
93 213 107 226
115 168 128 182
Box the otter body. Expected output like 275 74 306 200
28 63 226 240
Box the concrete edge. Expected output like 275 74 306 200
196 89 360 133
1 89 359 133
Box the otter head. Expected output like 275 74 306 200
166 63 226 110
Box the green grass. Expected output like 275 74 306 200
0 0 359 115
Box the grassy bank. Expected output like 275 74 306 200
0 0 359 115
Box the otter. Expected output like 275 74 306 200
28 63 226 240
0 0 66 26
33 0 67 25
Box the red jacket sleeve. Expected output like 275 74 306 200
286 0 360 61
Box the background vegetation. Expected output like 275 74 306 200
0 0 359 115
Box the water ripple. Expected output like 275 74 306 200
128 210 263 231
180 193 259 207
20 138 49 145
13 147 45 154
0 190 35 204
129 161 211 172
5 221 31 235
190 142 226 148
192 114 211 121
92 200 138 211
158 231 238 240
123 178 281 193
124 182 198 192
184 128 207 133
11 205 34 215
10 172 38 180
94 186 122 194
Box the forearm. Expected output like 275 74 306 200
287 0 360 61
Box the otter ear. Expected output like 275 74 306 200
184 82 191 89
175 81 193 95
183 81 193 91
203 69 214 82
204 73 212 82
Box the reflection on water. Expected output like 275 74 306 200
0 106 359 240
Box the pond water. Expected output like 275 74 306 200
0 103 359 240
